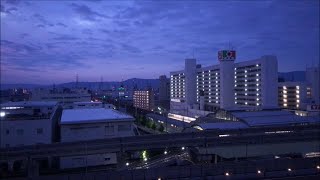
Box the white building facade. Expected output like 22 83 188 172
59 108 135 169
0 101 59 148
170 51 278 117
31 88 91 108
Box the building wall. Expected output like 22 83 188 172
185 59 197 105
170 70 185 101
306 67 320 103
196 66 220 110
1 119 52 148
60 153 117 169
260 55 278 108
278 82 310 110
170 55 279 114
159 75 170 101
220 60 235 109
31 89 91 104
0 103 58 148
61 121 134 142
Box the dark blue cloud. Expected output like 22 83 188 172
0 0 318 84
56 22 67 28
70 3 108 21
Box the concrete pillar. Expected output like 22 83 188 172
27 158 39 178
48 157 52 168
214 154 218 164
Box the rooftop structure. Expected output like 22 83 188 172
0 101 60 148
191 109 320 131
60 108 135 169
31 88 91 108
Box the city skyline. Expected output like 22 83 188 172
1 0 319 84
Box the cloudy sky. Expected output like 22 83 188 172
1 0 319 84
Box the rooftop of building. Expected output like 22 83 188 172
73 101 102 105
0 101 58 107
193 121 248 130
190 109 320 130
61 108 134 125
231 110 320 127
146 113 191 127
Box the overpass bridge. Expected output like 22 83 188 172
1 125 319 162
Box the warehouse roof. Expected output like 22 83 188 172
61 108 134 125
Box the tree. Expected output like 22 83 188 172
151 122 157 130
158 124 164 132
146 120 152 128
141 115 147 126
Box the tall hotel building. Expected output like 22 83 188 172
170 50 278 115
133 90 154 111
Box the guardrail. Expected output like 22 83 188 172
1 125 319 161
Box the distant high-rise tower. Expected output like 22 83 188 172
159 75 170 101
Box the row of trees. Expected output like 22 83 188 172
136 115 164 132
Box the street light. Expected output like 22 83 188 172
181 147 185 150
164 150 168 155
126 162 129 166
0 112 5 117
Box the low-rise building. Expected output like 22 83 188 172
31 88 91 108
59 108 135 169
0 101 60 148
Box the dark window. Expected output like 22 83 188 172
36 128 43 134
17 129 24 135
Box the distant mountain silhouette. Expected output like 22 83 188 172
1 78 160 90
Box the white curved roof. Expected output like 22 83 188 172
61 108 134 125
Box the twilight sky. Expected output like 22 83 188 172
0 0 319 84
